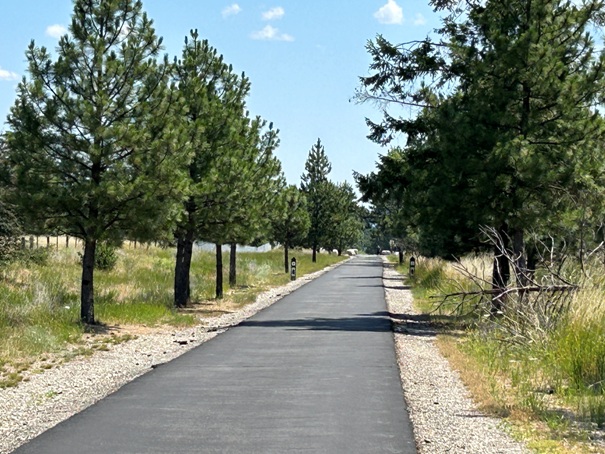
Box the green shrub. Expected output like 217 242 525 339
0 236 21 264
77 241 118 270
17 247 50 265
94 242 118 270
0 203 22 264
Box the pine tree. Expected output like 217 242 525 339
0 138 22 264
171 29 285 301
171 30 249 307
300 138 332 262
271 185 310 273
4 0 188 323
220 119 283 289
200 117 282 297
0 200 21 264
322 182 363 255
357 0 605 287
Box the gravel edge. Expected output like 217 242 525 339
0 258 349 454
382 258 530 453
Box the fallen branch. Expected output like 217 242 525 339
430 284 579 299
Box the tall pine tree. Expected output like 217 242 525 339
199 117 282 297
271 185 310 273
322 182 363 255
357 0 605 289
171 30 249 307
300 138 332 262
4 0 188 323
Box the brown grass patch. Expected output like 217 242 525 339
436 334 515 417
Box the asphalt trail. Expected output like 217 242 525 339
15 255 416 453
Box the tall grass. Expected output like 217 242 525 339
409 253 605 448
404 254 487 316
0 245 345 387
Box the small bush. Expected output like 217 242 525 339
0 236 21 264
0 203 21 264
95 242 118 270
17 247 50 266
78 241 119 270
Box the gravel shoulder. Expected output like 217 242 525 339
0 259 348 454
383 258 529 453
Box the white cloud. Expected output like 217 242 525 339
222 4 242 18
251 25 293 41
374 0 404 25
262 6 285 21
0 67 18 81
46 24 68 38
413 13 426 26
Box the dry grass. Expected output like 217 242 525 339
0 245 346 388
408 254 605 453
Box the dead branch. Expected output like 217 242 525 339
431 226 581 345
431 284 579 299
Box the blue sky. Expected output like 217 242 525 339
0 0 438 187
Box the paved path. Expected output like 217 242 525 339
15 256 416 453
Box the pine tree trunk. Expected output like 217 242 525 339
229 243 237 288
174 229 194 308
312 241 317 263
81 238 97 324
284 243 289 274
526 243 538 279
399 249 403 265
215 243 223 299
66 236 70 248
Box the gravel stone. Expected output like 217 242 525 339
382 258 529 453
0 260 346 454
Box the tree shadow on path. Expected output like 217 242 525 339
238 311 457 336
239 314 393 332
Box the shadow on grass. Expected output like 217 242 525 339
83 322 114 334
383 262 471 336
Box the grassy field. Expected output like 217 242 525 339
0 244 346 388
392 253 605 453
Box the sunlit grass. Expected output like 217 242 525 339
0 244 345 387
404 253 605 452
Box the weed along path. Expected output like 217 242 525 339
13 256 416 454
